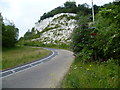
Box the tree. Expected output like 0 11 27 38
24 29 32 40
77 3 91 15
2 23 19 47
64 1 76 8
38 1 95 21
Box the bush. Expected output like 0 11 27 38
71 2 120 62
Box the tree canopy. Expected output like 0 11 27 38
39 1 100 21
2 22 19 47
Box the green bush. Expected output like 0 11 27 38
71 2 120 62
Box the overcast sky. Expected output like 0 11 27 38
0 0 114 38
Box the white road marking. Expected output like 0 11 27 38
0 48 56 79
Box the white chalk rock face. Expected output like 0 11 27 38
33 13 77 45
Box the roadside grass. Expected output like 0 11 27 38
60 57 119 88
23 41 71 50
40 45 71 51
2 46 51 70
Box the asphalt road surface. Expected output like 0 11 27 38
2 48 74 88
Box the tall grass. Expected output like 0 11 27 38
60 58 119 88
2 47 51 70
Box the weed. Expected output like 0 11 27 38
60 58 119 88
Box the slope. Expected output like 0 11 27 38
32 13 77 45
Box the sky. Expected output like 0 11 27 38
0 0 115 38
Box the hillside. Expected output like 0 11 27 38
21 1 97 47
32 13 77 45
39 1 93 21
21 1 101 48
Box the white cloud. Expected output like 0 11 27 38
0 0 114 38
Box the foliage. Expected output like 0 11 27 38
2 22 19 47
17 37 25 46
40 24 61 34
23 27 39 40
64 1 76 8
61 2 120 87
60 58 119 88
71 2 120 62
22 40 70 50
39 1 99 21
71 15 94 62
24 29 32 40
93 1 120 60
21 1 100 49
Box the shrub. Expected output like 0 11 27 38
71 2 120 62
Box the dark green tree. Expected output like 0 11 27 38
64 1 76 8
24 29 32 40
39 1 94 21
2 23 19 47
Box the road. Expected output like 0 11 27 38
2 48 74 88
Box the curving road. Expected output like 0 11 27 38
2 48 74 88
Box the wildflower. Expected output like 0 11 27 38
87 68 90 70
90 32 97 36
89 65 92 67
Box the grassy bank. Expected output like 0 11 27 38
60 57 119 88
20 40 71 50
2 47 51 70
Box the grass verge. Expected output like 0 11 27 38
22 41 71 50
60 57 119 88
2 46 51 70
